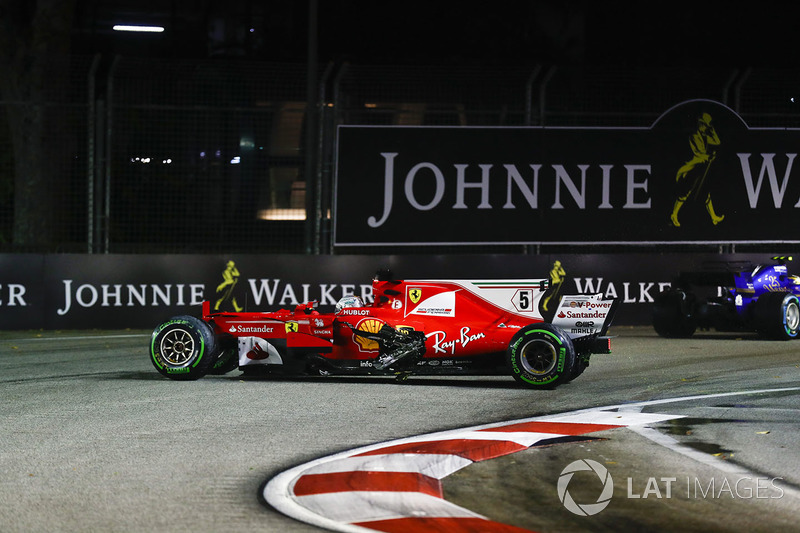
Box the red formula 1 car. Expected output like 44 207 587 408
149 271 617 388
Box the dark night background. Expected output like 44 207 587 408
2 0 799 252
69 0 800 67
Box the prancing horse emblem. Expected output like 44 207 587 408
408 288 422 304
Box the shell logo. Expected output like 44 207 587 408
354 318 384 351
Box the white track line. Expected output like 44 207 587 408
264 411 681 532
6 334 149 342
264 386 800 533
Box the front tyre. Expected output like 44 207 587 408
150 316 218 380
506 323 575 388
753 292 800 340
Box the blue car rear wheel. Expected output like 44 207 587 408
652 289 697 338
754 292 800 340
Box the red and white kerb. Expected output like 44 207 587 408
264 410 681 533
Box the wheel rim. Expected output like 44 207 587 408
785 300 800 332
519 338 557 375
160 328 196 367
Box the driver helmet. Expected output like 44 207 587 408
335 295 365 313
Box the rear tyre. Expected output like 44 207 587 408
506 323 575 388
753 292 800 340
150 316 218 380
565 356 589 383
652 289 697 338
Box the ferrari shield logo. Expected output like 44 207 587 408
285 322 298 333
408 288 422 304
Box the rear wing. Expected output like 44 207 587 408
676 270 738 288
551 293 618 339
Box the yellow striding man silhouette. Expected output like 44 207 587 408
670 113 725 227
215 260 243 312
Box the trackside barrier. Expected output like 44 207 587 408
0 253 790 330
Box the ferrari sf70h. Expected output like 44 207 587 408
150 271 617 388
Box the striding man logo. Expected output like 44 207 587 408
215 260 243 312
670 112 725 227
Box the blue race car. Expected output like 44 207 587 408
653 256 800 339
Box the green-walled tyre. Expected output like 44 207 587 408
506 323 575 389
150 316 218 381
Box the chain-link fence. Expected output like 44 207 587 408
1 56 797 254
0 55 96 252
105 57 310 253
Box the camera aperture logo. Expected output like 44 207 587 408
558 458 786 517
557 459 614 516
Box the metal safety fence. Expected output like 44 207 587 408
2 55 799 254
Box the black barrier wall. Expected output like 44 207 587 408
1 253 793 330
335 100 800 248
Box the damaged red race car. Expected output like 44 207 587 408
149 271 617 388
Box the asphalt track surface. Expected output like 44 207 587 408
1 325 799 532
